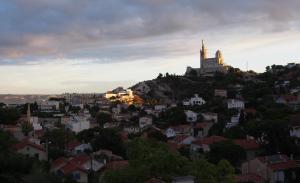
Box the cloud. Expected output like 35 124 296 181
0 0 300 65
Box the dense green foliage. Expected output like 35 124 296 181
103 138 235 183
0 107 20 125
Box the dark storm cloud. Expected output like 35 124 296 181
0 0 299 64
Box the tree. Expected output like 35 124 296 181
147 130 167 142
0 107 21 125
96 112 112 127
208 140 246 166
44 128 75 150
91 129 125 156
157 73 163 79
127 138 189 180
188 159 235 183
244 119 293 154
223 126 246 139
21 122 33 136
157 107 186 126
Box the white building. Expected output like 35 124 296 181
39 100 60 111
12 139 47 161
183 94 206 106
139 116 153 128
165 128 176 138
73 144 92 155
185 110 198 123
227 99 245 109
66 114 90 133
154 105 167 112
201 112 218 123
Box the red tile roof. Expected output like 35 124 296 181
233 139 259 150
61 161 86 174
235 173 263 183
66 140 81 151
57 154 90 174
258 154 298 171
173 135 190 143
52 157 67 168
192 136 226 146
169 125 191 132
12 139 45 152
193 123 207 129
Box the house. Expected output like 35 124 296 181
123 126 141 134
191 122 214 138
289 113 300 138
165 128 176 138
165 125 192 138
185 110 198 123
66 140 81 153
214 89 227 98
241 154 298 183
235 173 263 183
103 160 129 172
12 138 47 161
276 95 300 110
139 116 153 128
172 176 195 183
103 122 120 129
39 100 61 112
93 149 123 163
201 112 218 123
73 144 92 155
51 154 104 183
227 99 245 109
66 115 90 133
233 139 260 160
226 112 241 128
154 105 167 112
183 94 206 106
172 135 195 145
190 136 226 153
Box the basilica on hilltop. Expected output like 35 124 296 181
186 40 228 76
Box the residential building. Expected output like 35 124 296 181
12 139 47 161
139 116 153 129
241 154 298 183
201 112 218 123
227 99 245 109
233 139 260 160
51 154 104 183
214 89 227 98
183 94 206 106
190 136 226 153
185 110 198 123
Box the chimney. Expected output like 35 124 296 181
290 154 294 160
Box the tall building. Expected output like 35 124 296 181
186 40 228 76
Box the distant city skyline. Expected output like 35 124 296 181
1 0 300 94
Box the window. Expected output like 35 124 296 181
34 153 39 159
73 172 81 180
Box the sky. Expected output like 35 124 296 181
1 0 300 94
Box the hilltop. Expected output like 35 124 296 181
131 64 300 104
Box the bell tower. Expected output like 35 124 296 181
200 40 207 68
